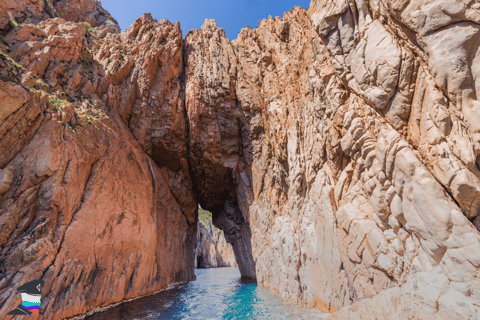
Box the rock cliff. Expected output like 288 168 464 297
2 0 480 319
195 209 237 269
0 10 196 320
1 0 119 31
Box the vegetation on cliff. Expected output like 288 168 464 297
198 208 212 223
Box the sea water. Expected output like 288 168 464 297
87 268 329 320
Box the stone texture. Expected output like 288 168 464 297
1 0 119 31
184 19 256 279
3 0 480 319
97 13 197 224
231 10 352 311
0 112 195 320
0 13 196 320
195 219 237 269
181 2 480 317
54 0 120 30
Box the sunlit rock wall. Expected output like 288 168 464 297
3 0 480 319
230 0 480 317
195 217 237 269
0 13 196 320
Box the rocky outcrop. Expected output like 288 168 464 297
2 0 119 31
184 18 256 279
195 218 237 269
3 0 480 319
298 0 480 317
0 11 195 320
182 2 480 317
0 85 196 320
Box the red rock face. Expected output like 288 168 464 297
184 19 240 211
97 14 197 225
195 218 237 269
4 0 480 319
0 90 196 319
0 12 196 320
2 0 119 30
184 19 256 279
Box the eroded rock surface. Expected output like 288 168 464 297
0 11 195 320
2 0 119 31
3 0 480 319
184 19 256 279
183 1 480 317
195 218 237 269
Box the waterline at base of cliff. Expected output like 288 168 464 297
86 268 329 320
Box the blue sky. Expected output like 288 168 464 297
100 0 312 40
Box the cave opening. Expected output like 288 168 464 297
196 255 204 269
195 201 256 279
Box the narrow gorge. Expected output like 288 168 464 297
2 0 480 319
195 208 236 269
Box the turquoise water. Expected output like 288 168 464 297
87 268 329 320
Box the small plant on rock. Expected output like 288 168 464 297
84 22 99 40
0 51 23 69
84 22 94 33
49 96 68 111
44 0 53 9
104 10 118 25
81 57 93 70
199 208 212 223
8 19 17 28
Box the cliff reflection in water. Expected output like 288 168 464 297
86 268 328 319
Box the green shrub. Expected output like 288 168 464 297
84 22 99 40
49 96 68 110
84 22 93 32
105 11 115 23
0 51 23 69
199 208 212 223
8 19 17 28
81 57 93 70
